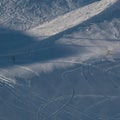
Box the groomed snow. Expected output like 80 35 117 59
28 0 118 38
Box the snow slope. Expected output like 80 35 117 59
0 0 99 30
28 0 118 37
0 0 120 120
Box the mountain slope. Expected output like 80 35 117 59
28 0 117 37
0 1 120 120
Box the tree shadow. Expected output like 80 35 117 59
0 27 78 68
0 1 119 68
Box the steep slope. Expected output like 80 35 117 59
28 0 117 37
0 0 119 91
0 0 99 30
0 1 120 120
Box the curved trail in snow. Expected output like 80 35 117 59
35 59 120 120
1 58 120 119
36 67 75 120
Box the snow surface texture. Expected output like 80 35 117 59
28 0 117 37
0 0 99 30
0 0 120 120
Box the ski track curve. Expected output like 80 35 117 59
36 65 76 120
1 59 120 119
35 59 120 120
16 65 39 77
0 0 120 119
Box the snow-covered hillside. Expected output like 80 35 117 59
0 0 120 120
28 0 117 37
0 0 99 30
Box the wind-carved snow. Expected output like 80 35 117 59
28 0 118 37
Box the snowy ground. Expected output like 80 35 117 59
0 0 120 120
28 0 118 37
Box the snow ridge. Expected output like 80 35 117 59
28 0 118 38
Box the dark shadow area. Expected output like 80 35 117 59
0 27 37 54
1 56 120 120
0 1 120 68
0 27 78 68
0 2 120 120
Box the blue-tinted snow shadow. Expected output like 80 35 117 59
0 27 36 54
0 27 78 68
0 1 120 68
28 0 120 59
0 2 120 120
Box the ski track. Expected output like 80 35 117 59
42 89 74 120
1 59 120 119
83 98 110 112
65 105 95 120
0 83 29 111
65 104 115 120
105 63 120 72
52 60 120 119
90 61 120 88
36 60 120 119
0 74 15 87
0 58 119 118
0 81 42 116
36 66 75 120
0 0 120 119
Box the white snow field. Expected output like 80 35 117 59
28 0 118 37
1 0 120 120
0 0 99 30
